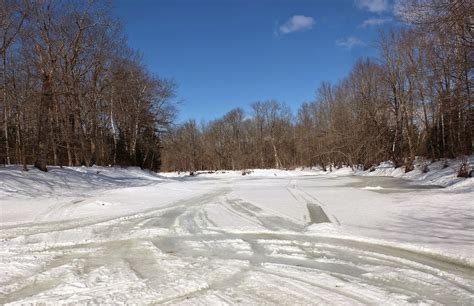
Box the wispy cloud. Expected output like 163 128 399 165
336 37 365 49
359 17 392 27
354 0 389 13
392 0 420 22
278 15 315 35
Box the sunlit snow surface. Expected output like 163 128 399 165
1 162 473 305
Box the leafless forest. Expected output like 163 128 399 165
1 0 472 172
1 0 177 171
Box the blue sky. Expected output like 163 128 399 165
113 0 397 122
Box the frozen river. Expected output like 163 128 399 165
1 168 473 304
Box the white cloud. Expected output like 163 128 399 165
392 0 425 23
359 17 392 27
278 15 315 35
355 0 389 13
336 36 365 49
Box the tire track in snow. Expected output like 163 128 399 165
2 178 474 304
151 230 474 304
222 197 304 232
286 179 335 225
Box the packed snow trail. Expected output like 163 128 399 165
1 167 473 304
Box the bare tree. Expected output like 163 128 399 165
1 0 26 165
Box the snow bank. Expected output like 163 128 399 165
287 156 473 190
0 165 164 199
0 165 214 226
358 156 474 190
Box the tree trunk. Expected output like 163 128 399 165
2 53 10 165
271 139 281 169
35 73 53 172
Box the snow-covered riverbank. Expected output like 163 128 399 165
357 157 474 190
1 161 473 304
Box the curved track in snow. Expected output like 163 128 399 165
1 175 473 305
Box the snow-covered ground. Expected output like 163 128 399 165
1 160 473 304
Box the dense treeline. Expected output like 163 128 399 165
1 0 176 171
161 0 473 172
1 1 472 173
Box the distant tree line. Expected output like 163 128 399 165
161 0 473 172
1 0 176 171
